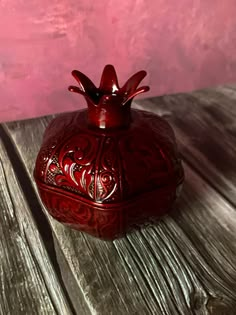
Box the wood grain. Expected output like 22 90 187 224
3 86 236 314
134 86 236 207
0 137 73 315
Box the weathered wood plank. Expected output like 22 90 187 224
224 84 236 91
0 137 73 315
134 87 236 206
3 95 236 314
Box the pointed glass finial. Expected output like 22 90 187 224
69 65 150 129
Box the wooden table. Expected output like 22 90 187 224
0 85 236 314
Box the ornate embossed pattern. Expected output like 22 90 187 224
34 108 184 239
34 65 184 239
37 181 178 240
35 109 183 204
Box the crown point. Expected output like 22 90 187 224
69 65 150 129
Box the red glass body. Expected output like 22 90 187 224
34 65 184 240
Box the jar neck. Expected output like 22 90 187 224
87 100 132 129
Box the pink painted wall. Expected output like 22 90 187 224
1 0 236 122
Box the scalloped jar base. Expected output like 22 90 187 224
36 181 183 240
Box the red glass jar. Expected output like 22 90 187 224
34 65 184 240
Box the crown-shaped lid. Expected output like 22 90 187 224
69 65 150 129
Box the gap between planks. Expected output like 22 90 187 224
0 136 73 315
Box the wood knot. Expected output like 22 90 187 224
206 296 236 315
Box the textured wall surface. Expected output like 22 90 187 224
1 0 236 122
